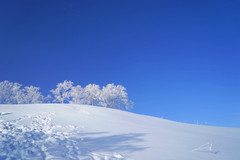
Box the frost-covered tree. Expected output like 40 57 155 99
0 80 134 109
100 83 133 110
82 84 101 106
0 81 45 104
50 80 73 103
69 85 84 104
0 81 23 104
44 94 52 103
22 86 44 104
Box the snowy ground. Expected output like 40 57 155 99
0 104 240 160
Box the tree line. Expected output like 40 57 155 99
0 80 133 110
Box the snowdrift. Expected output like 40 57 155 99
0 104 240 160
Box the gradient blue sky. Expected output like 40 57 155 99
1 0 240 127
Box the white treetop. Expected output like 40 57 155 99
0 80 22 104
100 83 133 109
83 84 101 106
0 80 133 110
70 85 84 104
50 80 73 103
22 86 44 104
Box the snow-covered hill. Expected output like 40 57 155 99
0 104 239 160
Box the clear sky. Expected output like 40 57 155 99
1 0 240 127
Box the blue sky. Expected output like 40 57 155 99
1 0 240 127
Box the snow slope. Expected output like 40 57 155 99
0 104 240 160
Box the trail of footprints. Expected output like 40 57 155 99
0 112 124 160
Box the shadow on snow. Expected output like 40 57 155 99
0 114 148 159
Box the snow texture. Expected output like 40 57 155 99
0 104 240 160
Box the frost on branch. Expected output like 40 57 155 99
22 86 44 104
83 84 101 106
0 81 44 104
100 84 133 110
0 80 134 110
69 85 84 104
50 80 73 103
51 81 133 110
0 81 22 104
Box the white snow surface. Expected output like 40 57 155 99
0 104 240 160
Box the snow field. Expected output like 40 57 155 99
0 104 240 160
